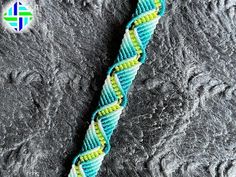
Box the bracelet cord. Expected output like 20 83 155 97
69 1 165 176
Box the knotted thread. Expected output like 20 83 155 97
69 0 165 176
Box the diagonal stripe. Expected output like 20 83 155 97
24 17 28 26
19 6 27 11
19 17 23 31
19 12 32 16
4 17 17 21
8 7 13 16
14 2 17 15
9 22 17 27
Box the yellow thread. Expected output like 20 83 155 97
134 11 158 26
98 103 121 117
115 58 139 72
94 122 106 147
80 147 104 162
154 0 161 8
75 165 83 177
129 30 142 54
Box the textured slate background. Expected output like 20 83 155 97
0 0 236 176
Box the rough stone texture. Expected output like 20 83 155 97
0 0 236 176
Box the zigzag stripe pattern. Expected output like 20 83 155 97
69 0 165 176
3 2 33 32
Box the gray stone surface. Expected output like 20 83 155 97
0 0 236 176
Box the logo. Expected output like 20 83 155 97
3 1 33 32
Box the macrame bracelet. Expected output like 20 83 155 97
68 0 166 176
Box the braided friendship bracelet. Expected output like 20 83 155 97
69 0 166 176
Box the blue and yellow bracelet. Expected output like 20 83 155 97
69 0 166 176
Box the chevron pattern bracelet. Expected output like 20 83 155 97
69 0 166 176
